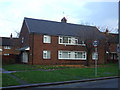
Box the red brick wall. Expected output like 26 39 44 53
28 34 106 65
109 44 117 52
2 44 20 64
90 45 106 64
107 43 118 63
2 46 19 55
2 54 19 64
19 22 30 48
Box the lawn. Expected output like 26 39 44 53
12 63 119 83
2 63 119 87
2 64 36 71
13 71 78 84
53 66 119 78
2 73 20 87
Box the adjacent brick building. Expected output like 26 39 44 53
0 35 20 64
103 30 118 63
19 17 106 65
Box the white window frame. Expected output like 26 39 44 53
92 52 98 60
4 46 11 49
4 53 10 56
58 36 85 46
43 35 51 43
43 50 51 59
58 51 86 60
110 53 117 60
0 48 3 51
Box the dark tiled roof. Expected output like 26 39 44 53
107 33 118 43
0 37 18 46
24 17 105 40
1 37 12 46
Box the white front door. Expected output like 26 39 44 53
22 52 28 63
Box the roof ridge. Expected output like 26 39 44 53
24 17 96 28
22 17 105 40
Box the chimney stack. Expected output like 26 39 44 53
10 33 12 39
105 28 109 35
61 17 67 23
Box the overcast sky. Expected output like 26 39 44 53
0 0 118 37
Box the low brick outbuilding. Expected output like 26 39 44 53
0 36 20 64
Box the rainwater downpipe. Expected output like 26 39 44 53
32 32 34 65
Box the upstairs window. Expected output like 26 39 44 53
78 41 85 44
59 36 78 45
4 46 11 49
59 36 85 45
43 35 51 43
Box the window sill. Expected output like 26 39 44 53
58 58 86 60
92 59 98 60
4 48 11 50
43 58 51 60
59 43 86 46
43 42 51 44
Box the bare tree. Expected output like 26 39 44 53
78 27 106 66
84 39 94 66
78 23 117 66
14 30 20 38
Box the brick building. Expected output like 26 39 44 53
19 17 106 65
103 30 118 63
0 35 20 64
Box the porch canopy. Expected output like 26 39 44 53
18 46 30 51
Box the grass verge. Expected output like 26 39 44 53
2 64 36 71
13 71 78 84
2 73 20 87
12 64 119 84
2 63 119 87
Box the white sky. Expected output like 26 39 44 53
0 0 118 37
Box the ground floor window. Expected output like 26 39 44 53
43 50 51 59
110 53 118 60
92 52 98 60
58 51 86 60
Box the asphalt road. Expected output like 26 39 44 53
33 78 119 88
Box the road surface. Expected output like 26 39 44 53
33 78 119 88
